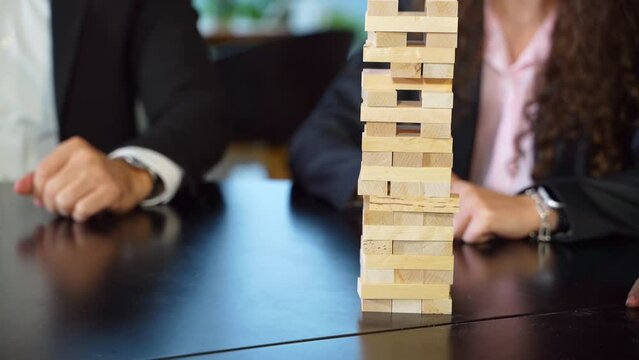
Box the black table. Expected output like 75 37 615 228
1 181 638 359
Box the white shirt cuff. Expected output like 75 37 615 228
109 146 184 207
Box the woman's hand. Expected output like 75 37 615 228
452 177 559 243
627 279 639 308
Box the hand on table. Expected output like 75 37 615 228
627 279 639 308
452 175 559 244
13 137 153 222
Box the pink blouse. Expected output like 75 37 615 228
469 3 557 195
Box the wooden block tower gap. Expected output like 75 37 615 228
358 0 459 315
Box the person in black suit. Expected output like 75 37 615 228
290 0 639 243
4 0 226 222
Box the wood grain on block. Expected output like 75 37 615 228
363 225 453 241
362 254 454 271
362 239 393 255
363 69 453 92
362 135 452 153
364 210 395 225
393 212 424 225
422 298 452 314
423 63 455 79
390 63 422 79
362 268 395 284
358 180 388 196
395 270 425 284
361 299 392 312
392 299 422 314
422 91 454 109
367 0 399 16
364 44 456 64
365 122 397 136
362 88 397 107
369 31 406 47
358 279 450 300
368 195 460 213
423 153 454 167
361 102 452 124
424 182 452 197
390 182 423 197
393 152 423 167
421 123 451 138
424 213 454 226
426 0 459 17
426 33 458 48
365 13 458 33
423 270 454 284
363 152 393 166
359 166 451 185
394 241 454 256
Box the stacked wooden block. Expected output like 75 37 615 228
357 0 459 314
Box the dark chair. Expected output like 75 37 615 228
214 30 354 145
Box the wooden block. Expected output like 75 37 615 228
362 135 452 153
363 225 453 241
364 210 395 225
393 152 423 167
363 88 398 107
368 195 460 214
422 298 452 314
423 63 455 79
426 33 458 48
395 270 425 284
362 254 454 270
358 279 450 300
423 153 454 167
424 213 454 226
390 63 422 79
363 152 393 166
362 239 393 255
358 180 388 196
362 69 453 92
364 44 456 64
423 182 452 197
365 13 458 33
362 299 393 312
367 0 398 16
426 0 459 17
394 212 424 226
422 91 454 109
394 241 454 256
365 123 397 136
361 102 452 124
362 268 395 284
390 182 423 197
369 31 406 47
421 123 451 138
423 270 454 284
359 166 451 185
392 299 423 314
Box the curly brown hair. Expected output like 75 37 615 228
454 0 639 179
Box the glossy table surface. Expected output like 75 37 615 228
1 181 638 359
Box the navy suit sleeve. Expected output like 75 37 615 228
289 51 366 209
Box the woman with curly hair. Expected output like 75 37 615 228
290 0 639 243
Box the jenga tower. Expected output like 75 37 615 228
357 0 460 314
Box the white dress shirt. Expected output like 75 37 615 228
0 0 183 205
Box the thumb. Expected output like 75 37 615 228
14 172 35 195
626 278 639 308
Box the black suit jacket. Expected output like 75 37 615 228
290 50 639 242
51 0 227 187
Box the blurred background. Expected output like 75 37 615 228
191 0 365 181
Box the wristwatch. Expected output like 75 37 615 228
525 188 553 242
116 155 164 199
526 186 569 242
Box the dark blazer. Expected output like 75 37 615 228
290 49 639 242
51 0 227 187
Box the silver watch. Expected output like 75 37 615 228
525 188 552 242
